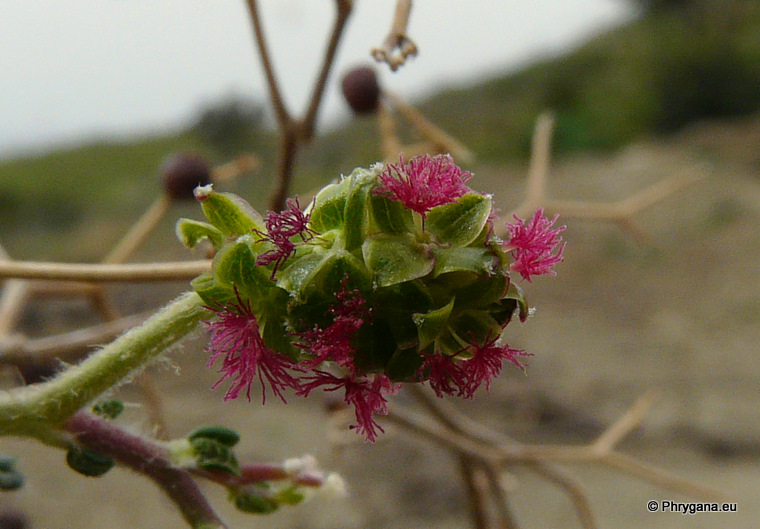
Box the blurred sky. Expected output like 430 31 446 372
0 1 634 158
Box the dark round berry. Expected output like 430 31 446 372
160 152 212 200
0 509 28 529
341 66 381 115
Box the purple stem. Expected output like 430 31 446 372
65 412 227 529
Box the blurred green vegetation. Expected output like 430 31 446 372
2 0 760 258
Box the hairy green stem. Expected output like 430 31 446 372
0 291 209 439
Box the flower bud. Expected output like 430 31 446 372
341 66 381 115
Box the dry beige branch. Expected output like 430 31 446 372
103 196 171 265
210 153 260 183
0 311 151 366
0 243 31 337
377 92 474 164
371 0 418 71
0 260 210 283
506 113 706 244
385 388 725 529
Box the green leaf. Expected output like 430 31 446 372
385 345 425 382
66 447 114 477
448 310 503 350
188 426 240 447
505 282 530 322
309 181 348 233
190 437 241 475
276 251 330 302
436 270 509 309
369 192 414 234
213 236 274 301
197 186 264 237
426 193 492 247
275 485 306 506
278 248 370 303
234 492 279 514
310 250 372 297
352 318 398 373
432 246 497 277
343 169 375 252
190 273 236 307
259 302 297 359
373 280 433 349
413 297 456 349
176 218 224 249
362 233 435 287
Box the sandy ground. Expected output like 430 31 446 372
2 116 760 528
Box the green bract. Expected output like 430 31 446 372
177 165 527 381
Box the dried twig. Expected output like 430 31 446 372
507 113 706 243
386 390 725 529
103 196 171 265
246 0 354 210
0 243 31 337
0 260 210 283
372 0 418 71
383 92 474 163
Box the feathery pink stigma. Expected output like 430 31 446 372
293 281 370 372
298 371 396 442
204 297 299 403
374 154 472 222
505 208 565 282
255 198 315 278
416 350 468 398
459 333 531 398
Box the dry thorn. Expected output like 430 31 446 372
372 0 418 71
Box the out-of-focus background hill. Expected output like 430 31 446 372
2 1 760 527
4 1 760 257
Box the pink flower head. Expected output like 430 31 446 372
374 154 472 223
255 198 315 278
298 371 397 442
504 208 566 282
204 296 299 404
293 281 370 372
459 333 531 398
